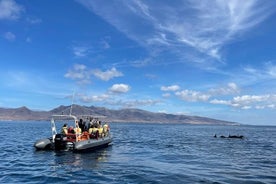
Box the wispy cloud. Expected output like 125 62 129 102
175 89 211 102
5 71 29 87
162 82 240 100
162 82 275 110
79 93 110 103
64 64 93 84
162 83 240 102
161 85 180 92
0 0 24 20
26 17 42 24
100 39 110 49
3 31 15 41
77 85 160 109
209 82 240 95
210 94 276 110
223 61 276 89
72 45 91 57
77 0 274 63
93 67 123 81
107 99 161 108
244 62 276 80
65 64 124 85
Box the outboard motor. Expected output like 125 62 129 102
54 134 67 150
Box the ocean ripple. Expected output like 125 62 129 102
0 122 275 184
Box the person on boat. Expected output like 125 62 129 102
95 121 103 137
88 125 93 134
103 123 109 136
79 119 84 131
82 121 87 132
73 121 82 141
61 124 68 135
89 118 93 128
68 126 74 134
89 125 99 139
74 122 82 134
93 120 100 128
98 126 104 138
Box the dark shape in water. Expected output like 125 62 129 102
213 134 244 139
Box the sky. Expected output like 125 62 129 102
0 0 276 125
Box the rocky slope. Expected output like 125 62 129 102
0 105 238 125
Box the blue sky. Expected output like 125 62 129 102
0 0 276 125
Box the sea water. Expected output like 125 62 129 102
0 121 275 184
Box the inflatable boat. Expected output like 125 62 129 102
34 114 112 152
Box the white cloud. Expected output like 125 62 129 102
162 93 171 98
241 105 251 110
124 99 160 107
267 104 275 109
0 0 24 20
210 99 231 105
78 91 160 109
79 93 110 103
175 89 210 102
109 84 130 94
209 82 240 95
77 0 274 61
72 46 90 57
243 62 276 80
161 85 180 91
4 31 15 41
64 64 92 84
265 63 276 78
65 65 123 84
93 67 123 81
210 94 276 110
109 99 160 108
233 95 270 105
129 58 154 67
26 17 42 24
101 40 110 49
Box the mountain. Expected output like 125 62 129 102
0 105 239 125
0 106 51 120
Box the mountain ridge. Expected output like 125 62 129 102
0 105 239 125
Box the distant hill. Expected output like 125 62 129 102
0 105 239 125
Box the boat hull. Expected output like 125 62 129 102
34 135 112 152
74 136 112 152
34 138 53 150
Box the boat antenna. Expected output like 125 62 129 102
69 90 75 116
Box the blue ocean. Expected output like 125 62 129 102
0 121 275 184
